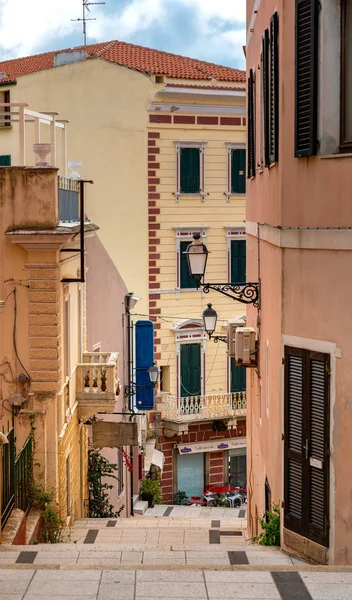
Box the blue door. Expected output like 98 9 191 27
177 453 204 498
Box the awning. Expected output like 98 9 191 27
177 436 246 455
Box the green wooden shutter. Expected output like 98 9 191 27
231 240 246 284
231 150 246 193
269 12 279 163
180 241 196 289
180 343 201 397
180 148 200 193
231 358 246 393
0 155 11 166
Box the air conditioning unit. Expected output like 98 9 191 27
235 327 257 367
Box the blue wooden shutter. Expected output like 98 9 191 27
180 148 200 193
231 150 246 193
180 343 201 398
0 155 11 166
295 0 319 157
180 241 197 289
231 358 246 393
135 320 155 410
231 240 246 284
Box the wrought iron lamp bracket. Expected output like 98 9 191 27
201 282 259 307
210 335 228 344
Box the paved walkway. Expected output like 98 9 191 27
142 505 247 519
0 567 352 599
0 515 351 598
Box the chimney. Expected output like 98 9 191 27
54 50 88 68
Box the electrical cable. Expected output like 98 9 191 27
131 311 230 323
12 288 31 383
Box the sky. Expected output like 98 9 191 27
0 0 246 69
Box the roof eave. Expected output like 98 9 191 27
156 87 246 100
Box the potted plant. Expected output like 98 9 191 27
140 473 162 507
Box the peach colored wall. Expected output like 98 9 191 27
246 0 352 564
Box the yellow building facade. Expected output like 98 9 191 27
0 42 247 508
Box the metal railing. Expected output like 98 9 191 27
14 435 32 515
1 428 15 528
58 176 79 222
157 391 247 423
1 430 32 529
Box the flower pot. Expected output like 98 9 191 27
141 493 154 508
33 143 52 167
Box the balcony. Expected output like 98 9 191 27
76 352 119 420
157 392 246 434
58 176 79 222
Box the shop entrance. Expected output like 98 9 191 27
177 453 205 498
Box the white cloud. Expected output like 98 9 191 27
0 0 246 66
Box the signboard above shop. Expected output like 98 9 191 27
91 421 138 448
177 437 246 455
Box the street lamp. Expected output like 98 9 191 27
184 234 260 307
124 363 160 397
185 233 209 289
202 304 227 344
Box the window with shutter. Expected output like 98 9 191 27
180 147 200 193
284 346 330 547
180 343 201 398
294 0 319 158
0 155 11 166
341 0 352 149
269 12 279 163
180 240 197 289
231 240 246 284
231 358 246 393
0 90 11 128
231 149 246 193
262 29 270 167
247 69 256 178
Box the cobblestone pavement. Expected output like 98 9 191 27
0 514 350 599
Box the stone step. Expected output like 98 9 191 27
134 501 149 515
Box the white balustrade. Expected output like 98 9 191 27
158 392 247 422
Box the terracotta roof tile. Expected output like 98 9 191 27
0 40 245 84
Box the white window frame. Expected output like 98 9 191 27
174 226 208 298
64 290 70 380
225 226 246 282
174 326 207 397
266 339 270 418
175 141 207 203
226 143 246 202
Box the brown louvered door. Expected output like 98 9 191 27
284 347 330 547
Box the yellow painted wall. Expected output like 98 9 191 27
0 58 156 314
148 104 247 397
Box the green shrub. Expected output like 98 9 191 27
173 490 188 505
140 473 163 504
252 501 281 546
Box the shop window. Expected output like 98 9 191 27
228 448 247 489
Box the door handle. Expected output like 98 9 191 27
303 439 309 460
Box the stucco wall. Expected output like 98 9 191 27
1 58 155 315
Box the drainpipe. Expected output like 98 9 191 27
0 433 9 541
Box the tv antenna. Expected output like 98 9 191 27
72 0 106 46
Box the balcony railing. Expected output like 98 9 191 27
76 352 119 419
157 391 246 423
58 176 79 222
